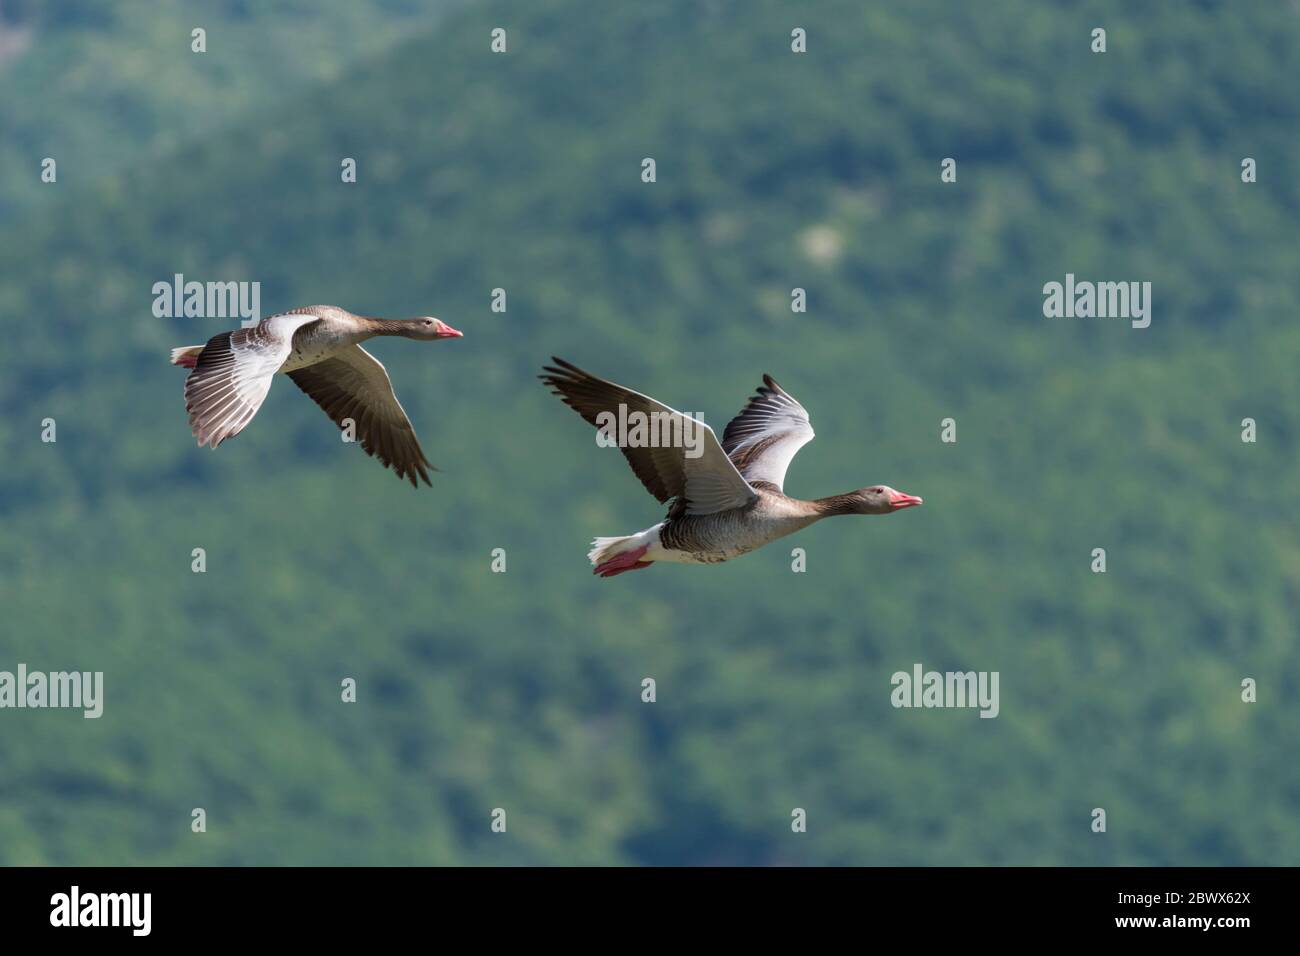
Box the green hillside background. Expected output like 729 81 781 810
1 0 1297 865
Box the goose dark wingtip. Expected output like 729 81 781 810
546 356 588 378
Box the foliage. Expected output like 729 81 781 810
0 0 1297 864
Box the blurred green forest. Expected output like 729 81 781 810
0 0 463 221
0 0 1297 865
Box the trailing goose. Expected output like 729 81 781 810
171 305 462 486
540 358 922 577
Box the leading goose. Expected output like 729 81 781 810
171 305 462 486
541 358 922 577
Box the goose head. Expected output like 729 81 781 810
399 317 464 340
851 485 923 515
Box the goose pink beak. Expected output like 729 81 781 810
889 491 923 510
435 321 463 338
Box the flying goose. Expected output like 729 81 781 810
541 358 922 577
171 305 462 486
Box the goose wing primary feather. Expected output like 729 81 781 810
287 344 434 487
184 311 323 449
721 374 815 492
541 357 757 516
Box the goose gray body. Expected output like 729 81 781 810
655 489 819 562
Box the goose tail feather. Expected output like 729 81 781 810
588 535 641 566
589 533 656 578
170 345 205 368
